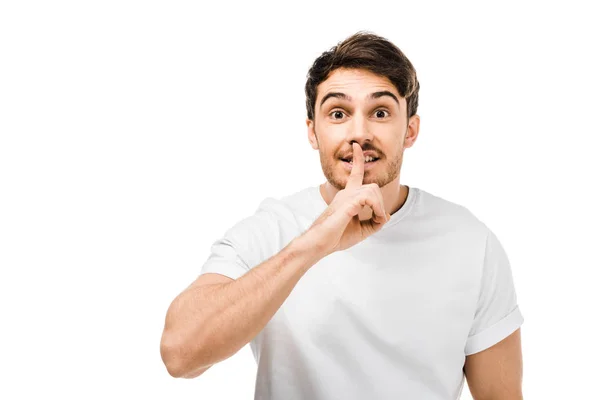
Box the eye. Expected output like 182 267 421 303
328 108 390 120
329 109 346 120
374 109 390 118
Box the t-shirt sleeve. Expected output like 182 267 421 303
198 236 251 280
464 228 524 355
198 198 283 281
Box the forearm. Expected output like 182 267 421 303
161 232 325 377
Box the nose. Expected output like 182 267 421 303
345 114 373 147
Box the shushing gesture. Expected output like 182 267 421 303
308 143 391 256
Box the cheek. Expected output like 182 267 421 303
318 122 347 138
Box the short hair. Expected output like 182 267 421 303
305 30 420 122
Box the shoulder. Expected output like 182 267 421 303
416 188 490 236
260 186 320 229
412 188 505 263
222 187 313 246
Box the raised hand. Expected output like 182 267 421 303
307 143 390 256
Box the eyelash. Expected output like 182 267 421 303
328 109 390 120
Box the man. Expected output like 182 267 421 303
160 31 525 400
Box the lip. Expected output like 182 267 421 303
340 151 379 160
340 159 380 171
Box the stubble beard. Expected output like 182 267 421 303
319 147 403 191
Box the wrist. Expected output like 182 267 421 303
293 228 331 261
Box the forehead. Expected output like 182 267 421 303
316 68 402 103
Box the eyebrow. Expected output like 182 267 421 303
319 90 400 109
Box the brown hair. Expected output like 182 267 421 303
305 30 420 122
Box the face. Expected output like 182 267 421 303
307 68 420 191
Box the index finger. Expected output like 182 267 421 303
345 142 364 190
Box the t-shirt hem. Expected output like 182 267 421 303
464 305 524 355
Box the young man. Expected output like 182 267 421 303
160 31 525 400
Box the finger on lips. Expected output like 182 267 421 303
347 143 364 189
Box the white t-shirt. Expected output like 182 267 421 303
199 184 524 400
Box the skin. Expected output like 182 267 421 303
307 67 524 399
463 328 524 399
306 67 419 220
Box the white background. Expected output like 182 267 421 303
1 1 598 398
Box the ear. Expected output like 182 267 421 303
403 114 420 149
307 118 319 150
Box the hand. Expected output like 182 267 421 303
307 143 390 256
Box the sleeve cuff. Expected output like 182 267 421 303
199 260 247 281
465 305 524 355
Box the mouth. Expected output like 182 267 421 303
340 157 380 170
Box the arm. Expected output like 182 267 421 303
160 231 326 378
463 328 523 400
